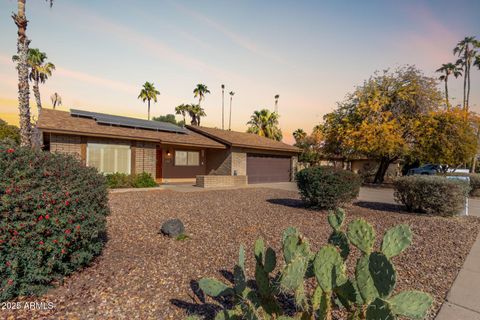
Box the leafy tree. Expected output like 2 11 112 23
247 109 282 141
137 81 160 120
152 114 184 126
193 84 210 107
294 126 324 165
322 66 443 183
414 108 477 171
435 63 462 108
454 36 479 111
0 119 20 144
228 91 235 130
187 104 206 126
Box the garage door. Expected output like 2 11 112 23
247 154 291 184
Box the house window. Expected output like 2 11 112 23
175 150 200 166
87 143 131 174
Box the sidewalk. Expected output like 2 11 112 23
436 206 480 319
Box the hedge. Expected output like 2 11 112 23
0 141 109 300
105 172 157 189
295 166 361 209
394 175 470 216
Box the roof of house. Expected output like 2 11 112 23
37 109 225 149
186 125 300 153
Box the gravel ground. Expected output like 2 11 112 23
3 188 480 320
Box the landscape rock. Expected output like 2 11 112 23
160 218 185 237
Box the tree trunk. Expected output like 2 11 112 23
467 61 471 111
373 157 392 184
33 78 42 115
445 77 449 109
222 89 224 130
13 0 32 147
229 96 232 130
147 99 150 120
463 51 468 110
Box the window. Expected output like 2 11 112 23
175 150 200 166
87 143 131 174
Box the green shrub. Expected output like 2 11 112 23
194 208 433 320
394 175 470 216
105 172 157 189
105 173 132 188
132 172 157 188
0 141 109 301
295 166 361 209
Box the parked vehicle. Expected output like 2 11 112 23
408 164 470 175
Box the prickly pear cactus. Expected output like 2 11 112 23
194 208 433 320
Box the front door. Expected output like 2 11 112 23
156 146 162 180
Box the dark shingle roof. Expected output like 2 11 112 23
186 125 300 153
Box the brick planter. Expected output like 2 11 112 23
196 175 247 188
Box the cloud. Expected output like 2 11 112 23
171 2 284 64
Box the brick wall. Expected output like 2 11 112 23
134 141 156 177
50 134 81 159
206 149 232 175
231 151 247 176
196 175 247 188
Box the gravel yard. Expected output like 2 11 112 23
4 188 480 320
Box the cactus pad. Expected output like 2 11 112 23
390 290 433 319
254 238 265 264
313 245 347 292
347 219 376 254
198 278 234 297
328 208 345 231
328 230 350 259
381 224 413 259
369 252 396 299
355 254 378 303
264 247 277 273
366 298 395 320
280 254 308 291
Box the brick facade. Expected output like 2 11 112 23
196 175 247 188
50 134 82 159
231 151 246 176
134 141 156 177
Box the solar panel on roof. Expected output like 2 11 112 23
70 109 187 134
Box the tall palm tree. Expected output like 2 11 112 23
274 94 280 113
436 63 462 108
12 0 31 146
50 92 62 109
193 84 210 106
293 128 307 143
137 81 160 120
454 36 479 111
247 109 282 141
229 91 235 130
175 104 189 125
221 84 225 130
26 48 55 114
187 104 206 126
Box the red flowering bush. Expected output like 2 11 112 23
0 140 109 301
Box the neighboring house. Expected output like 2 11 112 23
37 109 299 185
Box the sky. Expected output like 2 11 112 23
0 0 479 144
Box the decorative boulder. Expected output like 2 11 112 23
161 218 185 237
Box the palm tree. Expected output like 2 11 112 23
137 81 160 120
221 84 225 130
454 36 479 111
229 91 235 130
436 63 462 108
175 104 189 125
274 94 280 113
247 109 282 141
293 128 307 143
193 84 210 106
28 49 55 114
475 54 480 70
50 92 62 109
187 104 206 126
12 0 31 146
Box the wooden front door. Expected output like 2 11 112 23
156 146 162 179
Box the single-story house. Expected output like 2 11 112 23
37 109 300 185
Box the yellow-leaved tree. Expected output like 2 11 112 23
322 66 443 183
